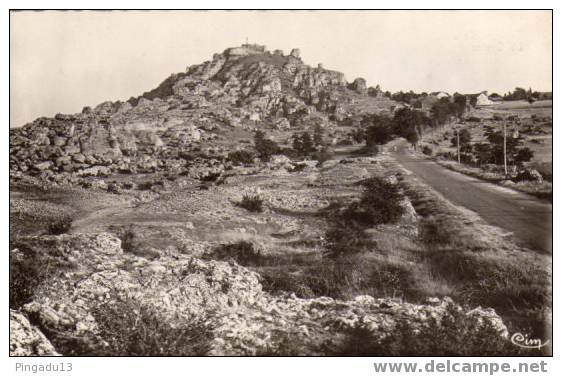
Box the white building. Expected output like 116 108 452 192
476 92 492 106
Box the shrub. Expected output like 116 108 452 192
323 226 376 259
209 241 263 266
137 181 154 190
342 177 405 226
289 163 307 173
312 148 333 166
467 116 481 122
324 303 522 356
47 217 72 235
436 151 456 161
10 250 45 308
254 131 280 162
10 244 74 308
292 132 315 156
237 194 263 213
260 253 410 300
107 182 121 194
337 139 354 146
90 296 214 356
200 172 222 182
422 145 433 156
116 226 155 258
419 216 454 245
227 150 254 165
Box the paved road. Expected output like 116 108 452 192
391 146 552 253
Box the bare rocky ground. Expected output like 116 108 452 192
9 44 551 356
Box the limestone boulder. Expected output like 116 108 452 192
10 310 60 356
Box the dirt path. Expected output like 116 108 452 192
70 198 137 234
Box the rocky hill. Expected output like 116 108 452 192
11 44 530 356
10 44 394 185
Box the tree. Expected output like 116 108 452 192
313 124 325 146
430 97 458 126
254 130 279 162
350 128 365 143
392 108 428 147
450 129 471 147
514 147 534 165
483 126 526 166
292 134 302 154
403 126 419 147
292 132 315 156
300 132 314 155
452 94 468 119
503 87 528 101
362 114 393 147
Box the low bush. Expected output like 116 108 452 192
342 177 405 226
419 216 454 245
209 241 264 266
422 145 433 156
237 194 264 213
10 244 75 309
254 131 280 162
107 182 121 194
137 181 154 191
115 226 158 258
436 151 455 161
424 249 549 314
289 163 307 173
466 116 481 122
200 172 222 182
227 150 254 166
47 217 72 235
325 303 523 356
336 139 354 146
312 149 334 166
323 226 376 259
90 296 214 356
260 253 411 300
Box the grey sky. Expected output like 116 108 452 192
10 10 552 128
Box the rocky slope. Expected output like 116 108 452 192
10 44 394 185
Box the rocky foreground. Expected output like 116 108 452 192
11 231 507 356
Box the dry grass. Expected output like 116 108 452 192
437 160 552 201
395 163 551 346
88 294 215 356
195 155 551 354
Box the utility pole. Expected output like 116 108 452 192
503 120 508 177
456 128 460 164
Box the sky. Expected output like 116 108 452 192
10 10 552 128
